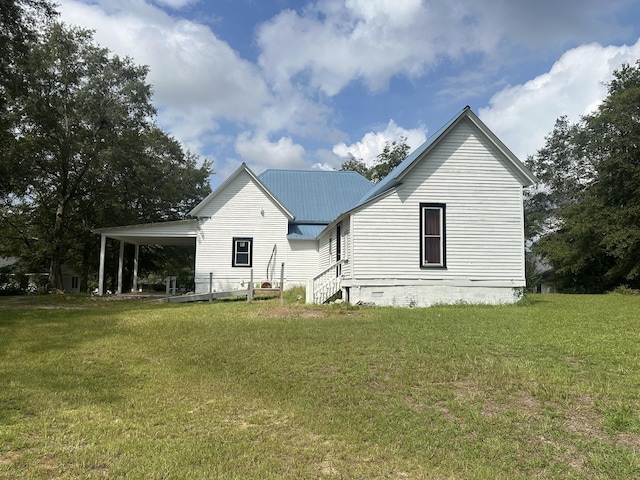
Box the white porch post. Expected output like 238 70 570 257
117 241 125 295
132 244 139 293
98 234 106 296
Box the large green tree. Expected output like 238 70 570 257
1 23 212 291
339 137 411 183
524 117 595 240
0 0 57 197
526 61 640 292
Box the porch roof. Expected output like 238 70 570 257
92 219 198 245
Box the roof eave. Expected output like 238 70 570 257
463 110 538 186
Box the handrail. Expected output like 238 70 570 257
308 259 346 304
266 244 277 283
311 259 345 283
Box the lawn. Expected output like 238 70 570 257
1 293 639 479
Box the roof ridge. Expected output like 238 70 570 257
259 168 365 175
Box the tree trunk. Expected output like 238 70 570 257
48 201 65 290
79 238 92 293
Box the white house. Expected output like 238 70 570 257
95 106 536 306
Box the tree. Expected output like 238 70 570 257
0 0 57 197
527 61 640 291
339 156 373 179
370 137 411 183
1 23 212 291
524 117 596 240
339 137 411 183
581 61 640 283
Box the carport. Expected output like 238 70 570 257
93 220 199 295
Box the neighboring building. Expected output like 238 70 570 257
528 253 557 294
61 263 82 293
95 107 537 306
0 258 80 293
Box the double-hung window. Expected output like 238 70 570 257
232 237 253 267
420 203 446 268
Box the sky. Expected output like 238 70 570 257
56 0 640 188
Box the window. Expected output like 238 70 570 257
71 276 79 289
420 203 446 268
232 237 253 267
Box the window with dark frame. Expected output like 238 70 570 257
420 203 446 268
232 237 253 267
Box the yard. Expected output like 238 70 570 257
1 293 639 479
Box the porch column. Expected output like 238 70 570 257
132 244 139 293
117 240 125 295
98 234 106 296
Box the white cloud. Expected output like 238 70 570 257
234 132 309 174
479 39 640 160
55 0 640 182
256 2 452 96
58 0 272 155
332 120 426 167
256 0 629 98
152 0 198 9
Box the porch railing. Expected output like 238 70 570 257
307 259 345 304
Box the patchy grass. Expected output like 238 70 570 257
1 293 639 478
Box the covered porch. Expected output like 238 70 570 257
94 220 199 295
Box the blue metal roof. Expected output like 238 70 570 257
258 169 373 223
286 224 326 240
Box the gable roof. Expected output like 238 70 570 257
258 169 373 223
187 107 534 241
356 106 537 207
189 163 294 219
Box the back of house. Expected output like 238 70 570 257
94 106 535 305
310 106 536 306
189 165 372 293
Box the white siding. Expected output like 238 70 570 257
341 219 352 279
285 240 319 287
346 118 526 305
318 230 332 272
194 171 318 292
317 219 350 274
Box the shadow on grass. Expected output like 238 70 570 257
0 301 138 424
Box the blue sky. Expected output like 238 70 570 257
58 0 640 187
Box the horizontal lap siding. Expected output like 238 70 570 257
318 231 332 272
317 218 351 278
342 219 352 278
195 172 314 291
352 120 525 284
286 241 319 286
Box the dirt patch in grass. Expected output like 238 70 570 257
452 378 600 435
562 395 607 441
616 432 640 449
254 305 363 319
320 458 340 476
0 450 20 466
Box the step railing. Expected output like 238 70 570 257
266 244 277 284
307 259 345 304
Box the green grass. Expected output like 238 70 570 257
1 293 640 479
